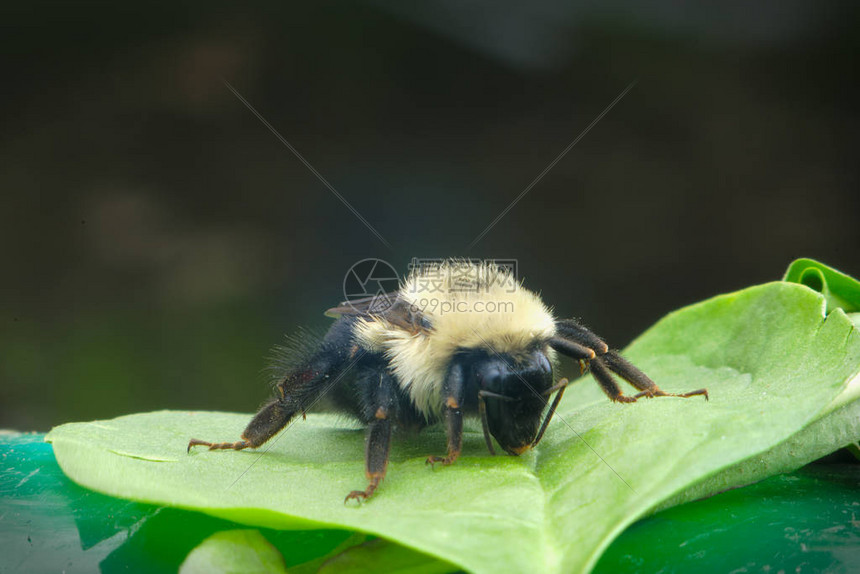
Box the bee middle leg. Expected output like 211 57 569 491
426 361 465 468
345 367 398 503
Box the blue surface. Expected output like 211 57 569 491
1 433 858 573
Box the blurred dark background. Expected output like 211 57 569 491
2 1 858 431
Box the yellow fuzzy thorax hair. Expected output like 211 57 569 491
353 260 558 417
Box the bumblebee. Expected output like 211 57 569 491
189 260 707 502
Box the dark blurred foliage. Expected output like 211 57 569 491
2 1 858 430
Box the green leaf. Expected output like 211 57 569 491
179 529 287 574
46 276 860 574
315 538 457 574
783 258 860 326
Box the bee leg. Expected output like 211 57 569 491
187 380 316 453
426 362 465 468
344 416 391 504
346 368 397 504
549 337 597 361
554 319 609 355
589 357 638 403
601 351 708 401
188 320 357 453
553 319 708 401
590 353 709 403
186 396 295 452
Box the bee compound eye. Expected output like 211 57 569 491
477 367 503 391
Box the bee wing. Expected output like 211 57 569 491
325 292 432 334
325 292 396 317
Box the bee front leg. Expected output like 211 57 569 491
588 357 638 403
426 361 465 468
601 351 708 401
552 318 708 402
589 352 708 403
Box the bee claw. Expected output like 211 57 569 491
425 454 457 468
187 438 250 453
187 438 211 453
344 491 367 505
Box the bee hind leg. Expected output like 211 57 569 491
186 438 250 452
188 328 355 455
187 397 295 453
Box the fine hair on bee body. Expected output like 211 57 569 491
188 259 708 502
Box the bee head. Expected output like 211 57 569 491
474 348 553 455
